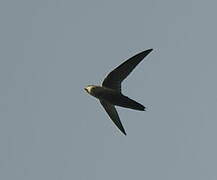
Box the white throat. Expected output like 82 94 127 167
85 85 95 94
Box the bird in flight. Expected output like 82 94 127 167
84 49 153 135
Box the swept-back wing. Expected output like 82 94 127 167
100 100 126 135
102 49 153 91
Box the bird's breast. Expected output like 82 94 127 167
90 86 119 100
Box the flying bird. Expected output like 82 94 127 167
84 49 153 135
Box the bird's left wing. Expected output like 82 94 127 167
100 100 126 135
102 49 153 92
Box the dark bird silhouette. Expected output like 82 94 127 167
84 49 153 135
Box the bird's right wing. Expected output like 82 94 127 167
100 100 126 135
102 49 153 92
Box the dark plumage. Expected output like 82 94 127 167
84 49 153 135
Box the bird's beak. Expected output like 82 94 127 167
84 87 87 92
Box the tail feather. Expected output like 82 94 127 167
116 95 145 111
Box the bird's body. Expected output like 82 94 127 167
84 49 153 135
86 85 145 111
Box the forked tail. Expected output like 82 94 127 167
116 95 145 111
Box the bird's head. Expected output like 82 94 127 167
84 85 95 94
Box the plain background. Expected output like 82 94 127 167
0 0 217 179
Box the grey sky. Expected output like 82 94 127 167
0 0 217 179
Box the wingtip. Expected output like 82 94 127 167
146 48 153 53
120 128 127 136
140 49 153 58
120 128 127 135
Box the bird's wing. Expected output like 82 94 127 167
100 100 126 135
102 49 153 92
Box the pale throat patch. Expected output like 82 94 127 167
86 86 94 93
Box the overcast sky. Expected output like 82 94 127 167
1 0 217 179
